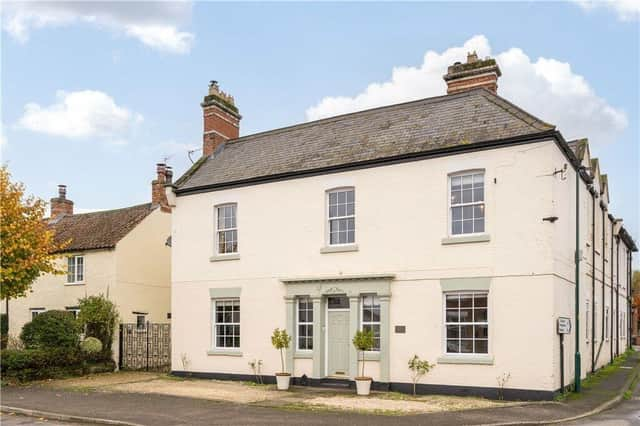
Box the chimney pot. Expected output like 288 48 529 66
201 81 241 157
443 54 502 95
51 184 73 218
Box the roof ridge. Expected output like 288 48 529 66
478 89 555 131
53 202 153 219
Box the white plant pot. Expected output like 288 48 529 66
355 377 372 396
276 373 291 390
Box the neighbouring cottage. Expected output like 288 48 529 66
168 53 637 399
7 164 173 361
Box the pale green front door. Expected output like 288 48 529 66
327 310 350 376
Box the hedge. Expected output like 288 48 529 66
1 348 115 382
20 310 80 349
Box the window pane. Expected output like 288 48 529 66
460 295 472 308
475 325 488 339
475 339 488 354
462 206 473 220
462 175 472 188
460 308 473 322
460 325 473 338
473 205 485 219
474 295 487 308
337 204 346 216
329 192 337 205
463 220 473 234
474 218 485 233
446 325 459 338
446 309 459 322
452 221 462 235
474 308 488 322
451 176 461 191
460 340 473 353
329 205 338 217
451 190 461 205
474 187 484 202
346 202 355 216
447 340 460 353
462 189 473 203
452 206 462 221
446 295 459 308
338 191 346 204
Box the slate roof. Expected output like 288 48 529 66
176 88 555 192
567 138 588 161
49 203 156 253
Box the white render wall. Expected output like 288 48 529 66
171 138 631 394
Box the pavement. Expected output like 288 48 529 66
1 351 639 426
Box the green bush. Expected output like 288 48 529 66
81 337 103 354
1 348 84 381
20 310 80 349
77 295 118 360
1 313 7 349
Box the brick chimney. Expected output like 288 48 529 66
50 185 73 218
151 163 171 212
443 51 502 95
201 81 241 157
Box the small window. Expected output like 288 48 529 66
136 314 147 330
214 299 240 349
445 292 488 354
297 297 313 351
30 308 45 320
66 307 80 319
67 255 84 283
327 188 355 245
216 204 238 254
361 295 381 352
450 172 485 236
327 295 350 309
585 300 590 344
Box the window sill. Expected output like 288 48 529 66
441 234 491 245
294 351 313 359
437 354 494 365
210 253 240 262
207 349 243 357
320 244 359 254
65 282 85 286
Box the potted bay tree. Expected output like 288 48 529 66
352 329 375 396
271 328 292 390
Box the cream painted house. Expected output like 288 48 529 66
7 165 173 360
168 54 637 399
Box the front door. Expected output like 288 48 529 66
327 309 350 376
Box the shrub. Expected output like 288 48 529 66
20 310 80 349
270 328 291 374
1 313 7 349
1 348 84 381
352 329 375 379
77 295 118 359
80 337 103 354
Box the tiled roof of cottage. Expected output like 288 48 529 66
49 203 156 253
175 88 555 192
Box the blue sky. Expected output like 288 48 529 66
2 1 638 253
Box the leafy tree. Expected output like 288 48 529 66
407 355 435 395
20 310 80 349
271 328 291 374
352 329 375 378
77 295 119 358
0 166 67 300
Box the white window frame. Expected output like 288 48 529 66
66 307 80 319
213 298 240 350
214 203 238 255
605 306 610 341
66 255 84 284
297 297 313 352
586 300 590 344
360 294 381 352
444 291 489 355
30 308 45 320
448 170 486 237
326 187 356 246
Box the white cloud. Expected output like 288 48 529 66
18 90 143 144
572 0 639 21
2 1 194 54
306 35 627 145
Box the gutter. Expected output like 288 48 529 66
175 130 565 196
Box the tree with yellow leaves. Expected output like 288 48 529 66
1 166 67 300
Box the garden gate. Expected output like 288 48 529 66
118 322 171 371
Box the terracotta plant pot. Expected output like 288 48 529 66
355 377 372 396
276 373 291 390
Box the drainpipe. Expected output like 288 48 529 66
601 203 606 344
574 166 583 392
616 237 620 357
610 215 615 363
590 187 597 373
629 251 633 350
